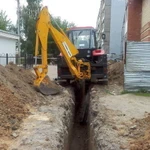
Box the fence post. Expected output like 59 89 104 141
6 53 8 65
24 53 27 69
16 54 19 65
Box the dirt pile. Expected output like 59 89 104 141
129 115 150 150
0 64 52 137
0 64 74 150
0 84 28 137
108 61 124 85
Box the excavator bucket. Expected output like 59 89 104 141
35 75 60 96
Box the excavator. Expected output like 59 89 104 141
33 6 107 97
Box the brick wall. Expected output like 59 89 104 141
141 0 150 41
127 0 142 41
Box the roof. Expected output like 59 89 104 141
68 26 95 30
0 30 19 40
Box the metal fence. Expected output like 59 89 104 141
0 53 58 69
0 53 34 69
124 42 150 91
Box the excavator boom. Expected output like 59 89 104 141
34 7 91 95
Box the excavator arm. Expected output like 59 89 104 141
34 6 91 95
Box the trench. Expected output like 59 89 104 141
68 82 91 150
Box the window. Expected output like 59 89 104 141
68 30 96 49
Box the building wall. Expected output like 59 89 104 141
96 0 125 56
126 0 150 41
121 0 128 55
110 0 126 56
96 1 103 48
0 37 17 65
96 0 111 53
141 0 150 41
127 0 142 41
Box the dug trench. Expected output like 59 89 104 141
69 82 92 150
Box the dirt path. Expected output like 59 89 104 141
90 84 150 150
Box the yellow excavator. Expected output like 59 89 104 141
33 6 91 95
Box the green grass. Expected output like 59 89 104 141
121 89 150 97
134 92 150 97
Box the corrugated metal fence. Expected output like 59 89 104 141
124 42 150 91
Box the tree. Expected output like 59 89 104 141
0 10 12 31
21 0 75 56
20 0 42 55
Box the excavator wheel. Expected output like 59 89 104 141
35 75 60 96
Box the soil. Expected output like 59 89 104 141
88 61 150 150
129 116 150 150
0 64 74 150
0 64 35 138
69 85 90 150
0 84 28 137
89 85 150 150
108 61 124 85
1 62 150 150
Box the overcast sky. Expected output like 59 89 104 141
0 0 100 27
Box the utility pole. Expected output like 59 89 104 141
16 0 21 64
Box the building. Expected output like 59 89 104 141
122 0 150 59
124 0 150 42
96 0 111 53
123 0 150 91
96 0 126 57
0 30 19 65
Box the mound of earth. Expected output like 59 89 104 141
108 61 124 85
0 84 28 137
0 64 60 138
130 115 150 150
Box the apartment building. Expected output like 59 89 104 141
96 0 126 57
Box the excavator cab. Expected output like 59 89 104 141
67 27 96 58
57 27 107 83
67 28 95 49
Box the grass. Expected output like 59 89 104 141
121 89 150 97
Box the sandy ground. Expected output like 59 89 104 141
90 84 150 150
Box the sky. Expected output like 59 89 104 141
0 0 100 27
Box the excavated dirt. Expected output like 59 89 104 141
108 61 124 85
0 64 74 150
0 64 36 138
129 115 150 150
0 84 28 136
